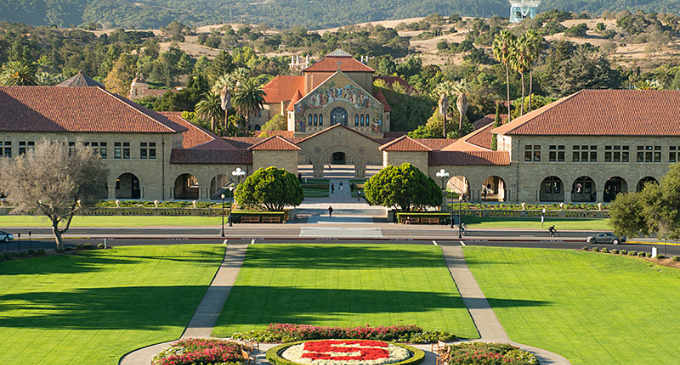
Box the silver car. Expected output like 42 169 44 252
587 232 626 245
0 231 14 242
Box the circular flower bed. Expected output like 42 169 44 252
267 340 425 365
152 338 244 365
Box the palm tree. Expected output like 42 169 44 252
195 92 224 133
453 80 469 138
233 77 266 133
433 80 454 138
0 61 37 86
492 30 516 121
510 35 531 116
525 29 543 112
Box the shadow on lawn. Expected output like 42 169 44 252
218 285 551 326
0 285 208 330
242 245 446 269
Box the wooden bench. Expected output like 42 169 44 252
241 216 260 223
261 216 282 223
421 217 440 224
401 217 419 224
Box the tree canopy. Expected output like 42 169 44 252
364 163 442 212
234 166 303 211
0 140 107 251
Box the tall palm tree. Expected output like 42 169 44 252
195 92 224 133
453 80 469 138
0 61 37 86
511 35 531 116
433 80 454 138
492 30 516 122
525 29 543 112
233 77 266 133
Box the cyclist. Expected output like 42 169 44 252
548 225 557 237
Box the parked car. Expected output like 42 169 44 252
587 232 626 244
0 231 14 242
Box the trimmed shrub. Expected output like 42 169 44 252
672 256 680 262
601 248 610 253
581 246 590 251
620 250 627 255
97 243 105 249
611 249 618 254
628 251 637 256
592 247 600 252
656 254 665 259
233 323 454 343
638 251 647 257
36 249 46 255
152 338 244 365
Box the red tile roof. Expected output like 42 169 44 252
379 136 432 152
286 89 303 111
493 90 680 136
372 89 391 112
472 114 507 130
429 151 510 166
304 55 374 73
57 71 105 88
158 112 237 150
443 124 494 152
170 149 252 164
262 75 304 104
417 138 458 151
0 86 187 133
248 135 301 151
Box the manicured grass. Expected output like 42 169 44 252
303 187 330 198
462 216 611 230
0 245 225 364
1 215 225 227
465 247 680 365
213 244 478 339
302 178 330 185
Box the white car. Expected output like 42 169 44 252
0 231 14 242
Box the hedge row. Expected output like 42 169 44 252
0 249 47 261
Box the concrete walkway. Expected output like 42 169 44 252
119 243 248 365
442 244 571 364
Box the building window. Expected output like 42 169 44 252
319 114 323 126
18 141 35 155
637 146 661 162
524 145 541 162
308 115 313 126
355 115 359 126
366 115 370 126
549 145 565 162
114 142 130 159
0 141 11 157
100 142 108 159
88 141 108 159
670 146 680 162
314 114 318 126
573 145 597 162
604 145 629 162
360 115 365 126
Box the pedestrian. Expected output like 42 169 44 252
328 163 332 171
339 181 343 191
331 183 335 193
298 172 302 182
328 206 333 217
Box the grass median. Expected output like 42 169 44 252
465 246 680 364
463 216 611 230
0 244 225 364
213 244 478 339
1 215 225 227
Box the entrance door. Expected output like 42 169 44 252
332 152 346 165
330 107 348 126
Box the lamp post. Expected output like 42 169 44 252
435 169 449 213
232 167 245 185
220 193 226 237
458 196 463 239
228 186 235 227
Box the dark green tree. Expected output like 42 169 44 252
234 167 303 211
491 103 501 151
364 163 442 212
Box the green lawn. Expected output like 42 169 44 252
462 217 611 230
303 187 330 198
1 215 225 227
465 247 680 365
213 244 478 339
0 245 225 364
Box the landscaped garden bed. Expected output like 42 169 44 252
267 339 424 365
446 342 538 365
152 338 246 365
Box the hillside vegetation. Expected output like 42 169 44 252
3 0 680 29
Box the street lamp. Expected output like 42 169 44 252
458 196 463 239
436 169 449 211
228 185 235 227
232 167 245 184
220 193 226 237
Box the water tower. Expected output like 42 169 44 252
509 0 541 23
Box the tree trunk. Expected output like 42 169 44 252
505 64 511 122
442 113 447 139
224 109 229 136
458 112 463 138
520 73 525 116
51 220 64 252
529 67 533 112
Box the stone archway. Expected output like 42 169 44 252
332 152 346 165
637 176 658 192
115 173 141 199
482 176 506 202
539 176 563 202
174 173 199 200
571 176 596 202
330 107 348 126
604 176 627 202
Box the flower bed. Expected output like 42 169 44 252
448 343 539 365
267 340 425 365
232 323 455 344
152 338 245 365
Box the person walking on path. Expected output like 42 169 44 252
328 206 333 217
339 181 343 191
331 183 335 193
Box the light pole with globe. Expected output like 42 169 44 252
436 169 449 222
